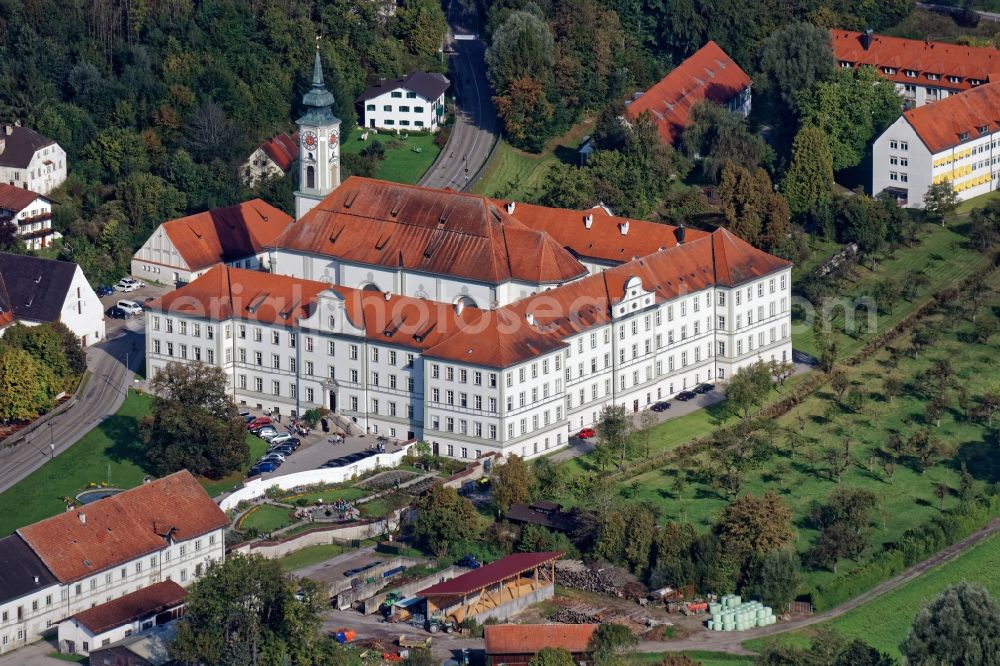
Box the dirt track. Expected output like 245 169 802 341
637 515 1000 655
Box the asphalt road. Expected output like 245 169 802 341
417 0 498 191
916 2 1000 22
0 324 141 494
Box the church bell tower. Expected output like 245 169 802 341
295 42 341 220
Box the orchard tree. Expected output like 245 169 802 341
782 127 834 219
726 361 773 420
901 582 1000 665
923 182 960 225
969 199 1000 250
806 487 879 572
976 388 1000 428
758 22 835 109
715 491 795 565
597 403 634 470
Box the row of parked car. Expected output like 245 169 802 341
96 278 146 296
243 412 303 477
319 448 380 469
574 383 716 439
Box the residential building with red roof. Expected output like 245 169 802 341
872 79 1000 208
145 176 792 460
485 623 599 666
831 29 1000 108
0 471 226 656
0 122 66 195
240 131 299 187
0 183 55 250
56 581 186 656
625 41 751 144
130 199 293 286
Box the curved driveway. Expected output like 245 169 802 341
418 0 498 191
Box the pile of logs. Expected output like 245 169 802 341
555 561 645 600
549 606 603 624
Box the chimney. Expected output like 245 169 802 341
0 135 5 155
455 300 465 315
584 214 593 229
675 223 686 245
13 119 20 128
525 312 535 326
384 291 391 301
78 513 86 525
619 221 630 236
33 575 39 584
506 201 516 215
861 28 873 50
4 125 11 136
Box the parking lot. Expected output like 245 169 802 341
98 280 172 336
244 411 410 480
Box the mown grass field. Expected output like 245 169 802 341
790 223 991 359
240 504 296 532
340 130 440 184
278 543 349 572
746 533 1000 660
0 391 265 536
470 118 593 199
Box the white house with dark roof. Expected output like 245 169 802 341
0 183 55 250
0 253 105 346
0 472 226 656
0 123 66 195
357 72 449 132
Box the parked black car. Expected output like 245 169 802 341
694 383 715 394
105 306 129 319
675 391 697 401
651 401 670 412
96 285 115 297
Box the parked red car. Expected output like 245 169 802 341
577 427 597 439
247 417 273 430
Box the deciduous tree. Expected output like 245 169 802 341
528 647 576 666
715 491 794 565
923 182 959 226
782 126 834 219
410 483 479 557
758 22 835 110
492 454 533 513
901 582 1000 665
597 403 634 471
744 548 801 611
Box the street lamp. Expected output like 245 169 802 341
48 422 54 459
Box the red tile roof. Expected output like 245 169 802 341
162 199 293 272
70 581 187 635
831 29 1000 93
272 177 588 286
497 201 709 263
419 552 562 597
484 624 598 655
0 183 46 213
148 265 484 350
626 41 751 144
901 79 1000 154
18 471 228 583
259 132 299 172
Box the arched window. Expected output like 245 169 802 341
306 166 315 189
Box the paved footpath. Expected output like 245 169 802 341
0 323 142 494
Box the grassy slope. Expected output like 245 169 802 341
278 543 348 572
0 392 266 536
470 118 594 199
791 223 990 358
746 533 1000 660
340 130 440 184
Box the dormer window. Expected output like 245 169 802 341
904 69 918 78
927 73 940 81
970 79 982 86
882 67 896 75
949 76 962 84
840 61 852 68
959 132 969 141
980 125 989 135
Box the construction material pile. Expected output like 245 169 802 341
549 607 602 624
706 595 775 631
555 560 646 599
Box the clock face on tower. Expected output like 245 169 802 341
302 131 318 151
329 132 338 147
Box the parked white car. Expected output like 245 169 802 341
117 300 143 316
268 432 294 445
120 277 145 289
114 281 139 293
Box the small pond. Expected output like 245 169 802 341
76 489 123 504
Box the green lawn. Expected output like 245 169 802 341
0 392 266 536
239 504 296 532
340 130 440 184
278 543 348 572
285 486 369 505
791 223 991 359
470 118 593 199
954 189 1000 216
748 533 1000 660
360 498 392 519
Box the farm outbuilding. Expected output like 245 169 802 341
484 623 598 666
418 552 561 625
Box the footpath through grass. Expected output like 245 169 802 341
0 391 265 536
747 533 1000 660
340 130 440 184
